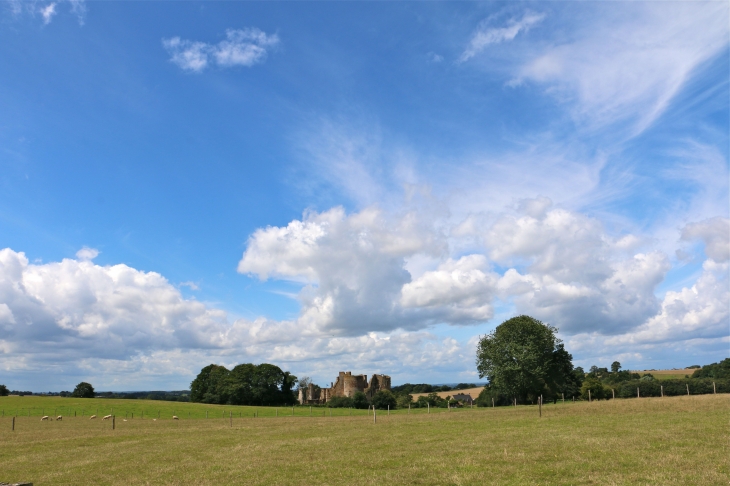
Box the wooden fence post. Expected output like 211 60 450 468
428 403 430 414
589 389 591 402
492 397 494 408
112 416 115 430
538 396 542 418
713 382 716 394
373 407 376 424
562 393 564 404
686 384 690 396
637 387 640 398
661 385 663 397
12 416 14 431
230 411 232 427
612 389 615 399
388 405 390 416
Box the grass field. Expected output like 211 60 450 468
410 386 484 401
634 369 697 380
1 394 727 485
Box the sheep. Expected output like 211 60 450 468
152 418 157 421
41 415 49 421
123 419 128 422
102 415 112 420
89 415 97 420
172 416 179 420
56 415 62 421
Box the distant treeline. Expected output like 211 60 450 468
94 391 191 402
190 363 297 406
391 383 478 394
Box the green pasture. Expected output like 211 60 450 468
0 394 727 485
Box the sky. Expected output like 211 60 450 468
0 1 728 392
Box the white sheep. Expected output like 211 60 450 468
102 415 112 420
172 416 179 420
89 415 97 420
56 415 62 421
41 415 49 421
152 418 157 421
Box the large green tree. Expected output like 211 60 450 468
72 381 95 398
476 315 577 404
0 384 8 396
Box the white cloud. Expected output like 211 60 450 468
75 246 99 261
681 217 730 263
0 247 476 389
162 28 279 73
514 2 729 134
459 11 545 63
40 2 56 24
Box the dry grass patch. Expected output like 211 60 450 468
0 394 727 485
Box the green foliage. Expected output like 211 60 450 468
616 378 729 398
639 374 654 382
391 383 434 394
326 396 354 408
0 384 8 396
611 361 621 373
476 315 578 403
687 365 701 369
414 393 446 408
190 363 297 406
475 385 511 407
72 382 95 398
352 391 369 409
395 393 413 409
691 359 730 379
372 390 397 410
453 383 477 390
580 378 609 400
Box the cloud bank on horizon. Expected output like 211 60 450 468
0 1 727 390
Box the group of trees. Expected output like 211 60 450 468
190 363 297 406
391 383 476 395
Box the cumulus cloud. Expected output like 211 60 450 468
486 202 671 334
238 206 455 335
162 28 279 73
0 247 475 389
681 217 730 263
459 11 545 63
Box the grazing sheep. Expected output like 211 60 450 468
102 415 112 420
41 415 49 421
89 415 97 420
152 418 157 421
56 415 62 421
172 416 179 420
123 419 127 422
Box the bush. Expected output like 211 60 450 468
327 396 354 408
580 378 610 400
476 386 511 407
372 390 397 410
352 391 369 409
395 393 413 409
0 384 8 396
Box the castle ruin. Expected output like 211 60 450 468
298 371 391 404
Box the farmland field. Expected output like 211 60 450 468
0 394 727 485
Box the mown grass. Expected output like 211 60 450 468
0 394 727 485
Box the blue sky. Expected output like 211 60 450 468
0 1 728 392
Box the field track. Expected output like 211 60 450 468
0 394 727 485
